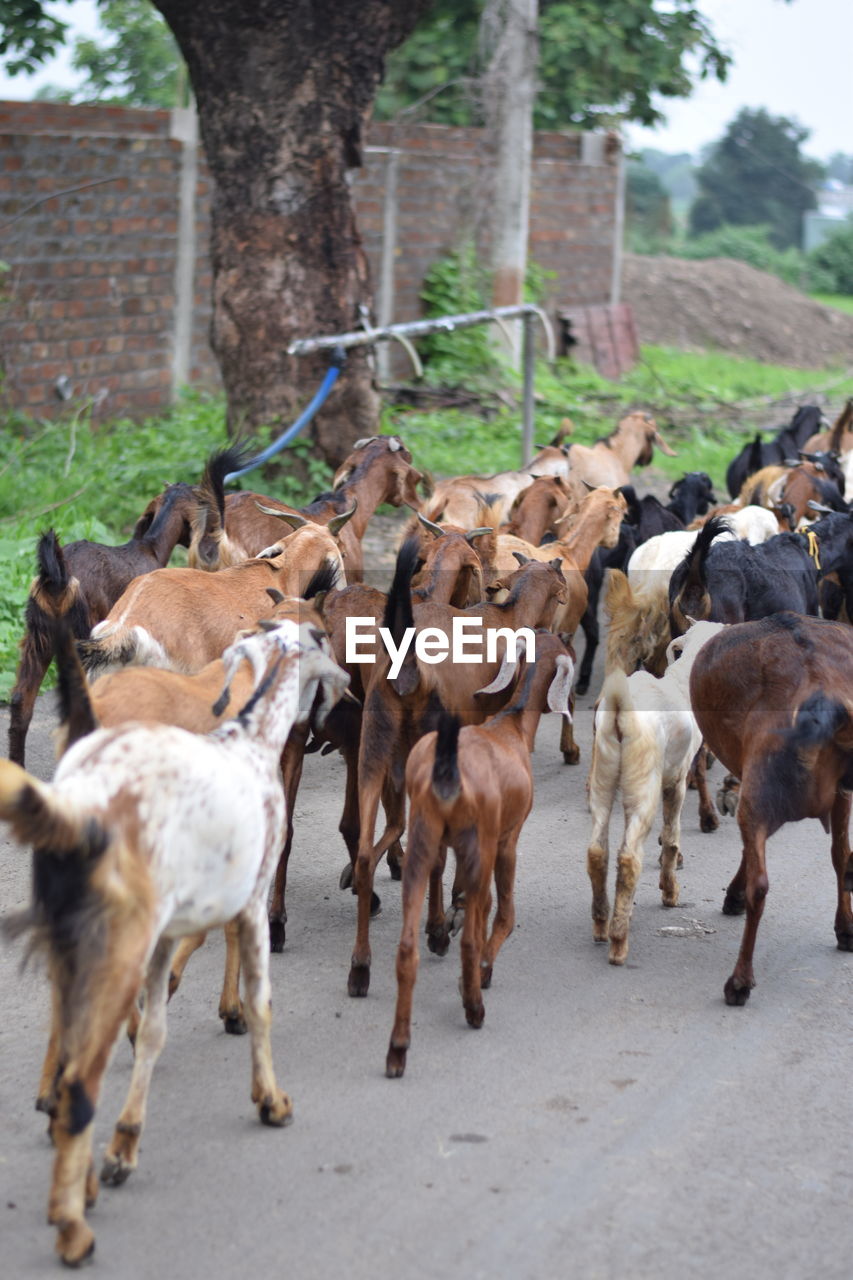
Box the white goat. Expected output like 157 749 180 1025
585 620 725 967
0 617 349 1267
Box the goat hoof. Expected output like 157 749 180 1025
724 975 752 1006
426 925 450 957
700 811 720 834
575 679 590 697
258 1091 293 1127
100 1153 133 1187
387 854 402 882
480 963 493 990
608 939 628 966
385 1044 408 1078
722 890 746 916
844 866 853 892
835 926 853 952
339 863 353 891
222 1012 248 1036
370 891 382 918
56 1220 95 1268
269 919 286 953
465 1000 485 1029
348 963 371 998
562 748 581 766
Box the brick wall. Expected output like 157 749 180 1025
0 103 620 421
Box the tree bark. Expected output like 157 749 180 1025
154 1 430 465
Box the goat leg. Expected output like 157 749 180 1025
386 856 431 1079
238 898 293 1126
724 812 769 1006
830 791 853 951
102 937 175 1186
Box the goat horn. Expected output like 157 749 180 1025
807 500 833 514
581 480 599 492
327 501 358 536
255 502 308 528
512 551 530 566
388 437 403 452
465 527 492 542
416 511 445 539
266 588 286 604
352 436 377 450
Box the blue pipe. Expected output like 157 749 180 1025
224 346 347 483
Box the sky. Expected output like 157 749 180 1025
0 1 851 162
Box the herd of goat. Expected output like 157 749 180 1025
4 399 853 1265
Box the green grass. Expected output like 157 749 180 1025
810 293 853 316
3 344 852 703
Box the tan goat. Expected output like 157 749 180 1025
79 517 349 677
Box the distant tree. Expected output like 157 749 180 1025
377 0 731 130
638 148 697 206
688 108 825 250
625 162 672 247
826 153 853 186
808 220 853 295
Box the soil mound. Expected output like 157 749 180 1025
622 254 853 369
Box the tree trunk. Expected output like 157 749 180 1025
155 1 430 465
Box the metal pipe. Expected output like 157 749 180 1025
522 312 536 465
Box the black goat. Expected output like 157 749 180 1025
669 511 853 636
725 404 825 498
7 484 199 766
666 471 717 525
576 479 707 697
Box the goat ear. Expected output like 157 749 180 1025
549 557 564 573
327 500 358 537
546 654 575 716
476 640 522 695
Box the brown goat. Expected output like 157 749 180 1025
419 445 573 528
503 473 583 543
385 633 575 1077
349 541 569 997
7 483 199 766
78 517 350 678
562 412 676 487
689 612 853 1006
190 434 423 579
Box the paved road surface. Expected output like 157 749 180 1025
2 673 852 1279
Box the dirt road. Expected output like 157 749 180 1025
2 673 852 1279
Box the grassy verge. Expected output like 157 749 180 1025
2 346 852 701
809 293 853 316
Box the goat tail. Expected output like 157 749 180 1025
784 691 852 752
829 398 853 452
188 443 253 571
670 515 728 634
431 711 461 806
78 625 166 678
384 536 421 644
588 671 629 818
0 759 87 857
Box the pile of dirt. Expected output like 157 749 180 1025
622 254 853 370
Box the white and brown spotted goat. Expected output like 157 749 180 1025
1 614 349 1267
